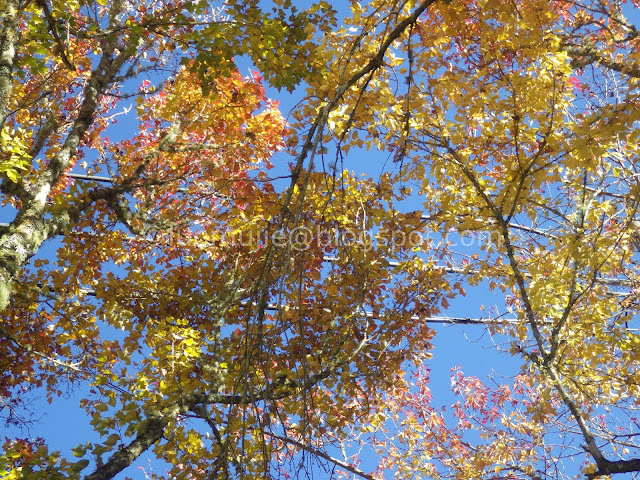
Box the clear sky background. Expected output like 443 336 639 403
5 1 627 479
2 75 517 480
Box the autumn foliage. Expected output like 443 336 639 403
2 0 640 479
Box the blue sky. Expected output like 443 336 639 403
7 1 639 479
3 64 517 480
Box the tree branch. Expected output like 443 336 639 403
0 0 18 129
589 457 640 478
34 0 76 71
267 432 378 480
83 417 169 480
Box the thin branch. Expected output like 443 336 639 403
35 0 76 71
266 432 378 480
0 324 83 373
67 173 113 183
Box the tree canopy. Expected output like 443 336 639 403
2 0 640 479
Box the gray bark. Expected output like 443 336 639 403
0 2 128 312
84 417 169 480
0 0 17 129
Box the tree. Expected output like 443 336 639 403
2 0 640 479
341 1 640 478
1 1 449 479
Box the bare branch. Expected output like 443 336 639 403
267 432 379 480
